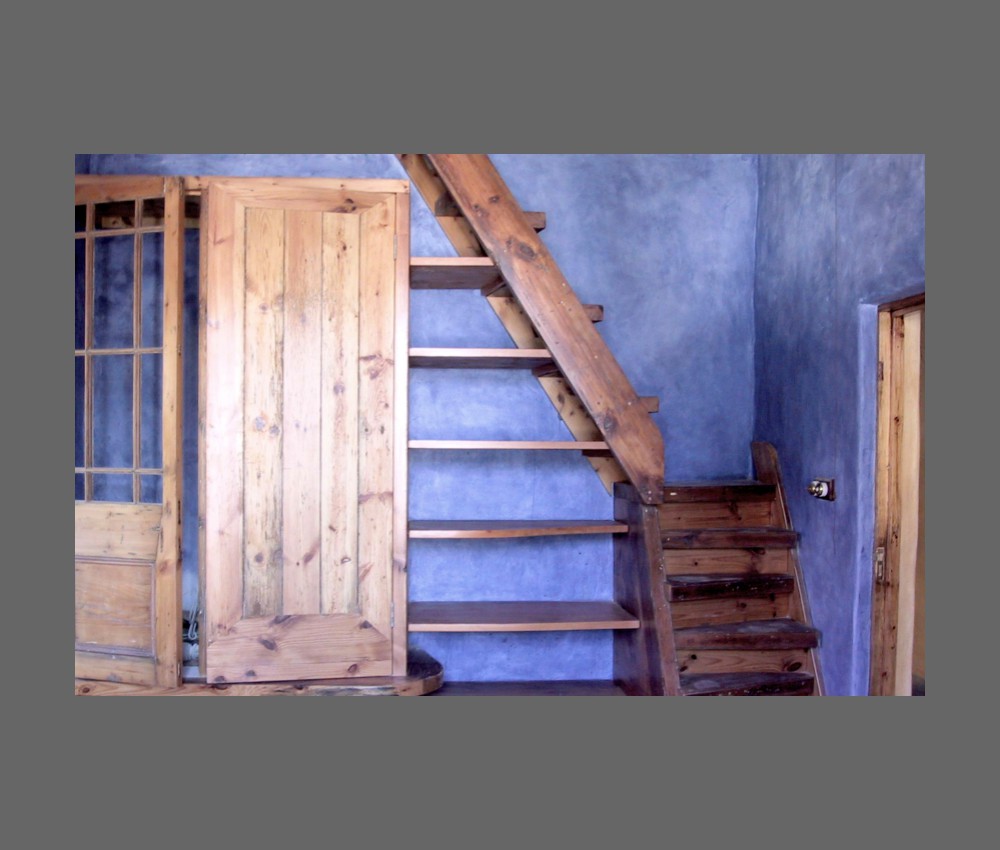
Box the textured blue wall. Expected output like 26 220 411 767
754 154 925 695
79 154 759 681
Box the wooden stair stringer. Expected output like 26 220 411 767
398 153 663 504
399 154 633 495
751 441 825 696
427 153 664 505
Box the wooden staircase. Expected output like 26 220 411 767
400 154 822 695
615 442 824 695
401 154 664 502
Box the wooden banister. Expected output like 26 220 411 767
418 154 664 504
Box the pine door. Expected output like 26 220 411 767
201 178 409 683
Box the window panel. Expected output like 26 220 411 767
94 200 137 231
92 473 133 502
140 475 162 504
75 356 86 467
142 198 166 226
92 355 133 468
75 204 87 234
140 353 162 469
93 235 135 349
141 232 163 347
75 239 86 349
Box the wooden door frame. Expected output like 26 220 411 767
870 293 924 695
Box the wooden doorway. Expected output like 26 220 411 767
870 294 925 695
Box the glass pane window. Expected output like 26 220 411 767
92 355 133 469
140 475 163 504
93 473 133 502
141 233 164 347
93 235 135 349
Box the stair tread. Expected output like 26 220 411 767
410 257 501 290
679 671 814 696
409 519 628 539
484 290 604 324
427 679 625 696
409 601 640 632
667 572 794 601
674 618 819 649
661 481 776 502
410 347 553 369
661 527 798 549
434 202 546 233
409 439 609 451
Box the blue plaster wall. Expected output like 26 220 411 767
78 154 759 682
754 154 925 695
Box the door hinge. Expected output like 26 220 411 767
874 546 886 583
393 234 398 260
877 361 884 381
390 601 395 629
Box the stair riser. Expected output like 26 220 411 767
661 529 798 549
676 649 811 675
661 484 776 503
657 501 774 530
685 683 814 696
669 597 790 629
667 574 794 602
662 549 790 576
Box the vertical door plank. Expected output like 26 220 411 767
357 200 395 635
321 213 361 615
884 314 906 691
894 309 922 694
282 210 323 614
243 207 285 617
204 189 244 643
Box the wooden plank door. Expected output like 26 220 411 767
201 178 409 683
870 296 924 695
74 176 185 687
